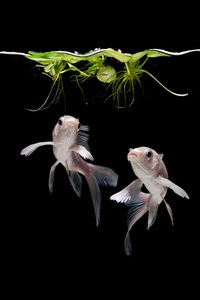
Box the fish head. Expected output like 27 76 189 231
128 146 167 179
53 115 80 140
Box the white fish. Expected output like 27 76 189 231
21 115 118 226
110 146 189 255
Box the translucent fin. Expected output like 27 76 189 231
79 124 89 132
86 174 101 227
157 176 189 199
89 164 118 187
110 179 143 203
147 199 159 230
68 171 82 197
124 232 132 256
164 200 174 226
48 161 60 194
85 164 118 226
20 142 54 156
70 145 94 161
124 192 149 255
77 127 90 152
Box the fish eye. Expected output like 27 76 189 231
146 150 152 159
58 118 63 126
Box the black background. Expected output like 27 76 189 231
1 3 199 297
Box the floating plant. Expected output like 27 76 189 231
1 48 199 109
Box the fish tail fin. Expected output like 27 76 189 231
85 164 118 227
86 174 101 227
124 192 149 255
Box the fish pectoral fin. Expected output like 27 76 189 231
70 145 94 161
110 179 143 203
48 161 60 194
20 142 54 156
157 176 189 199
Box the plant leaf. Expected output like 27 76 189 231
130 51 148 63
104 48 131 63
146 50 170 58
97 65 117 83
28 51 84 64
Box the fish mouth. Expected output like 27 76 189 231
129 152 138 157
128 150 138 161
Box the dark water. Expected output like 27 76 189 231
1 6 199 297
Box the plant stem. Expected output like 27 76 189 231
125 62 130 75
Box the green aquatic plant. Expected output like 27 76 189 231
107 59 144 108
25 48 189 109
28 56 67 111
1 48 199 109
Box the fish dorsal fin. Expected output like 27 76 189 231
77 125 90 152
159 153 164 159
